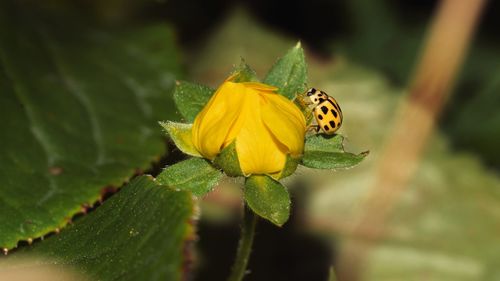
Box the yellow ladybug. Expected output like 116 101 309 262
305 88 343 134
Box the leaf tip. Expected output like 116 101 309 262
272 207 291 227
158 121 170 133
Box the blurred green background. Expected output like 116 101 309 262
75 0 500 169
2 0 500 280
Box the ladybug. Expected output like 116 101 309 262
305 88 343 134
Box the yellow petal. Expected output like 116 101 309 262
221 84 249 148
235 88 287 175
261 93 306 157
241 82 279 92
192 81 245 159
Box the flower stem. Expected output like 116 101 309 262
227 207 258 281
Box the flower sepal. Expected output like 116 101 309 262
230 59 260 83
213 141 244 177
156 157 223 196
301 134 369 170
275 154 301 180
244 175 291 226
159 121 201 157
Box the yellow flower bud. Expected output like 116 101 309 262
191 76 306 177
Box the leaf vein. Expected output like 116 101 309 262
38 27 107 166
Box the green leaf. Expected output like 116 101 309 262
159 121 201 157
19 176 194 281
0 6 180 249
244 175 290 226
301 134 368 169
213 141 243 177
157 158 223 196
231 59 259 82
264 42 307 99
173 81 214 122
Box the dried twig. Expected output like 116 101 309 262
337 0 486 280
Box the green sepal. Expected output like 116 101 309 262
213 141 243 177
231 59 259 82
156 158 223 196
173 81 214 122
264 42 307 100
244 175 291 227
159 121 202 157
275 154 301 180
301 134 369 169
305 133 344 152
293 94 315 125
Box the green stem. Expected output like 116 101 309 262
227 207 258 281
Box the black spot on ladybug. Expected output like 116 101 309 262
318 114 323 120
330 109 338 118
307 88 317 96
329 121 336 128
321 106 328 114
323 125 329 131
318 98 325 103
327 99 338 109
314 98 318 102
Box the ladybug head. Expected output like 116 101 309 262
306 88 324 105
306 88 317 96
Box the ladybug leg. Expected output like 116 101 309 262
293 95 312 108
307 125 320 133
304 109 313 121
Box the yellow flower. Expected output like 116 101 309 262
192 76 306 177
